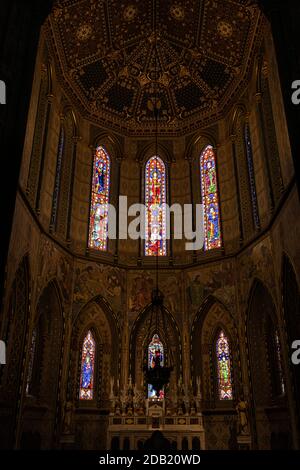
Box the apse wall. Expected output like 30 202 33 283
18 24 294 266
1 22 300 450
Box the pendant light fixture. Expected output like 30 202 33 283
144 0 173 398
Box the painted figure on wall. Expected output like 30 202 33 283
79 330 96 400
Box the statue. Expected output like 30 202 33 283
109 376 115 399
236 400 249 435
128 375 133 391
196 376 202 399
115 402 121 416
62 400 74 434
133 383 139 410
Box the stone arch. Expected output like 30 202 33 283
62 105 78 138
54 106 79 238
129 300 182 397
71 296 120 406
229 103 248 137
191 296 239 404
0 255 30 448
92 132 123 161
136 141 174 166
281 253 300 440
257 48 284 205
282 253 300 341
26 61 53 208
21 279 64 448
230 103 256 238
246 278 290 449
185 132 218 162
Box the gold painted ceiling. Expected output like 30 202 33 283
48 0 264 135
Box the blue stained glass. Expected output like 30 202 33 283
88 146 111 251
148 334 164 399
51 126 65 228
200 145 222 250
245 124 260 230
80 330 95 400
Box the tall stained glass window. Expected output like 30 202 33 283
26 328 37 395
200 145 222 250
148 334 164 399
88 146 111 251
79 330 96 400
216 330 233 400
275 330 285 396
245 124 260 230
50 126 65 229
145 156 167 256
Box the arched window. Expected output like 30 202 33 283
50 125 65 230
274 330 285 396
88 146 111 251
216 330 233 400
148 333 164 399
79 330 96 400
26 328 37 395
200 145 222 250
145 156 167 256
244 124 260 230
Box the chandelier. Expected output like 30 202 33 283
143 0 173 398
144 289 173 397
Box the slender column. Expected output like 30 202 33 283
66 136 81 245
230 134 244 245
35 93 53 215
186 155 197 263
114 157 122 263
168 162 173 265
137 161 143 265
255 92 275 214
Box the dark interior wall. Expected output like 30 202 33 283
258 0 300 198
0 1 300 301
0 0 53 301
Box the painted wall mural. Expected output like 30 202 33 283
73 263 125 314
186 260 236 315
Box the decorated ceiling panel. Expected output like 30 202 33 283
48 0 263 135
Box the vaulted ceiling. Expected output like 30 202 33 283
47 0 264 135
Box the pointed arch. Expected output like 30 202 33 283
246 279 289 448
53 108 78 237
26 62 52 207
282 254 300 341
92 132 123 160
26 279 64 401
147 333 165 399
130 301 182 396
247 279 285 402
70 296 120 412
282 254 300 428
191 296 238 404
215 329 233 400
88 146 111 251
0 255 30 448
79 329 96 400
145 155 167 256
199 145 222 250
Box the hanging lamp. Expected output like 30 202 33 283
143 0 173 398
